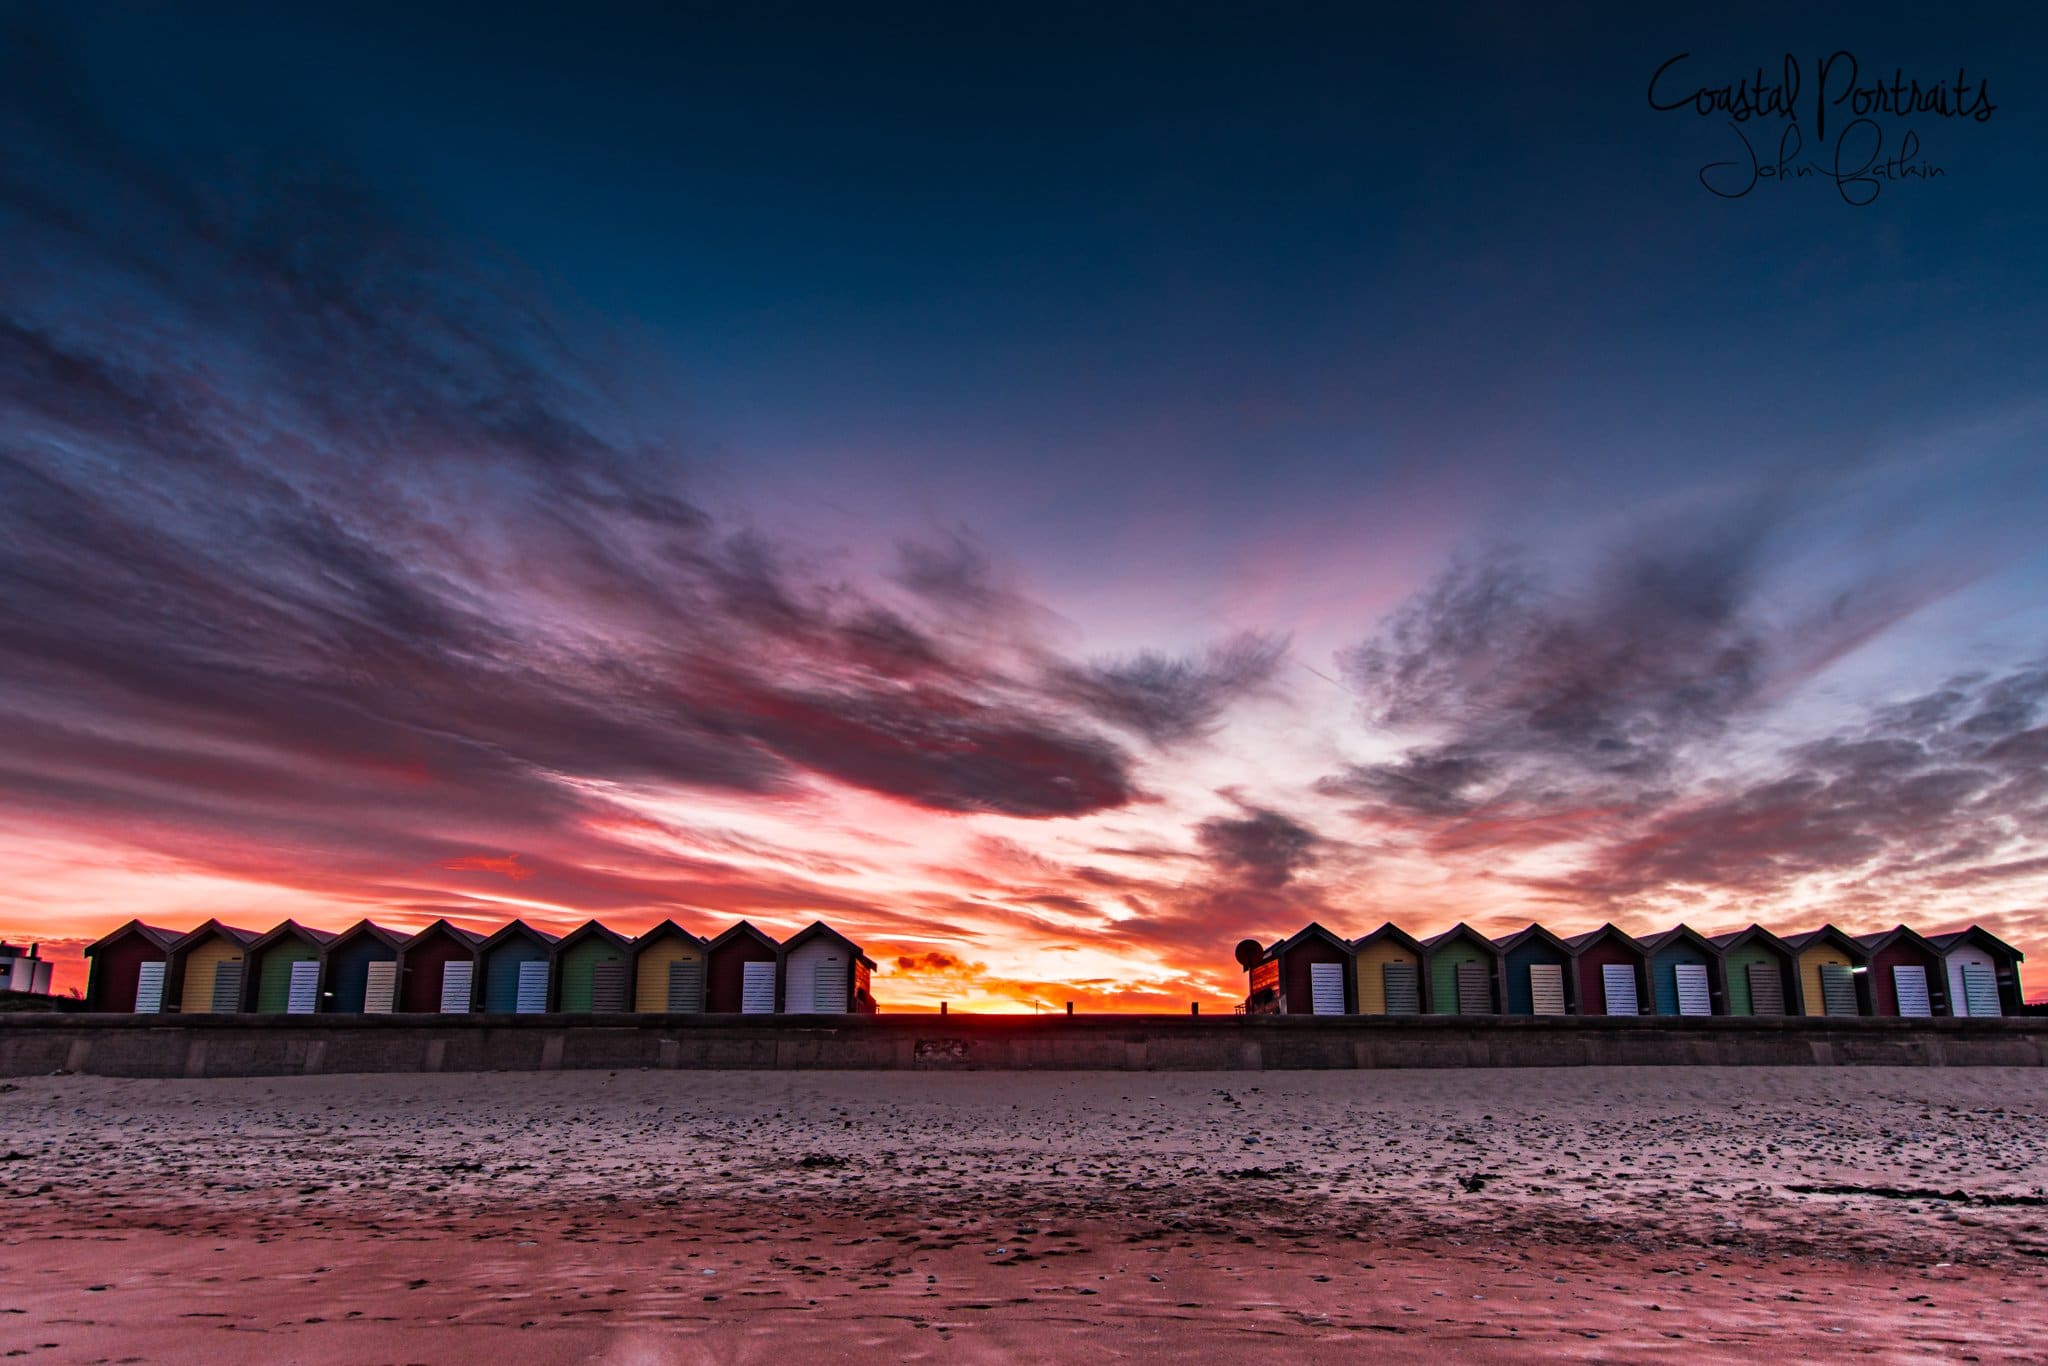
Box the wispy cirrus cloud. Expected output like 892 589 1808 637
1194 800 1320 891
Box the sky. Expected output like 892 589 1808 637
3 2 2046 1007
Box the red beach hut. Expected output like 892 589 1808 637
395 920 485 1013
706 921 783 1012
1854 926 1949 1017
82 920 182 1012
1566 924 1652 1017
1247 922 1355 1015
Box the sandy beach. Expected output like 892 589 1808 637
3 1067 2046 1361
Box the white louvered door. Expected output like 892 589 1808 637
134 962 166 1013
515 960 550 1014
1528 963 1566 1015
1600 963 1640 1015
812 958 849 1013
1674 963 1711 1016
439 961 474 1013
1891 965 1932 1017
1309 961 1345 1015
1961 963 2001 1017
286 960 320 1014
741 960 777 1013
362 961 398 1013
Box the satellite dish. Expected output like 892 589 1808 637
1233 938 1265 970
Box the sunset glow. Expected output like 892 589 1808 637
3 7 2045 1010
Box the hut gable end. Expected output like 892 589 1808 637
706 921 783 1013
780 921 875 1015
82 921 182 1012
1267 922 1354 1016
631 920 710 1013
550 921 631 1012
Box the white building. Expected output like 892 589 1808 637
0 941 54 996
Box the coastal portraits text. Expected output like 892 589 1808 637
1649 50 1995 204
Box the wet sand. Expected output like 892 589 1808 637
3 1067 2046 1361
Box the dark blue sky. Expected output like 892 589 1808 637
42 3 2046 531
4 2 2046 1003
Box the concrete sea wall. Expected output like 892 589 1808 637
3 1012 2045 1077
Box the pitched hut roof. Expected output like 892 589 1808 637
630 919 708 954
1638 924 1723 957
1853 924 1943 957
82 919 183 957
551 919 631 955
1265 921 1353 961
397 918 486 951
320 920 408 956
1706 923 1795 955
476 919 561 954
245 920 339 955
1420 922 1500 954
1494 923 1575 956
167 920 264 953
779 920 877 970
1351 921 1426 955
1926 925 2025 960
1565 923 1649 956
1781 924 1869 959
707 920 782 953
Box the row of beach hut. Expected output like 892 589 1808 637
1241 921 2026 1019
82 917 878 1017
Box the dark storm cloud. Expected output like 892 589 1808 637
1194 803 1319 890
1322 503 1951 821
1309 507 2038 933
1316 744 1496 816
1341 523 1773 788
0 27 1275 874
704 671 1136 817
1046 631 1287 745
1564 665 2048 904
